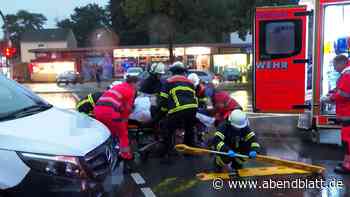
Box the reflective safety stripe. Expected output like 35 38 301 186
160 92 169 99
170 86 197 107
98 96 122 107
216 156 226 167
161 107 168 112
251 142 261 148
168 103 198 114
76 99 89 109
338 89 350 98
88 94 95 106
170 89 180 107
113 118 128 122
244 132 255 141
95 102 120 112
215 132 225 140
216 141 225 151
199 97 208 102
109 89 123 99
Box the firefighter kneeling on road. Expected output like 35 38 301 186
212 109 260 172
159 61 199 163
93 74 138 161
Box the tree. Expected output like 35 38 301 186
3 10 47 47
57 4 112 47
112 0 299 45
108 0 149 45
231 0 299 38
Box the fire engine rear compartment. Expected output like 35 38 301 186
254 1 350 145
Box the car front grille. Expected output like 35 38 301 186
82 138 118 181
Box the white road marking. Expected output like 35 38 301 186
131 173 146 185
130 172 157 197
141 188 157 197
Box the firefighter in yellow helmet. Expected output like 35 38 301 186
212 109 261 172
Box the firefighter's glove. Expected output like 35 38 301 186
227 150 236 158
249 151 257 159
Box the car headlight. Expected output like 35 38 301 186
18 152 87 178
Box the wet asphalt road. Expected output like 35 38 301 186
33 89 349 197
121 116 348 197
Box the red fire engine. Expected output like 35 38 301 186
254 0 350 144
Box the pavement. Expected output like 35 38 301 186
22 82 350 197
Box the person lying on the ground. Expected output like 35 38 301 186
212 109 260 173
129 95 152 123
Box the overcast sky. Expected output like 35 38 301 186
1 0 109 37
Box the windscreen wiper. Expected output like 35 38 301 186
0 104 53 121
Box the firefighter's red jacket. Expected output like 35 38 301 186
95 82 136 118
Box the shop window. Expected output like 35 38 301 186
259 20 302 60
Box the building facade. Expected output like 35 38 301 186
20 29 77 63
29 43 251 82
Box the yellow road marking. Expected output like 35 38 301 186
197 166 310 181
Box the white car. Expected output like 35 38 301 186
0 74 122 197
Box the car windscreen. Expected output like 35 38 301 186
191 71 207 76
127 68 143 73
0 75 49 119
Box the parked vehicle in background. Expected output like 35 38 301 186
139 71 150 81
223 67 241 82
187 69 214 84
0 74 122 196
56 71 82 85
123 67 143 80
